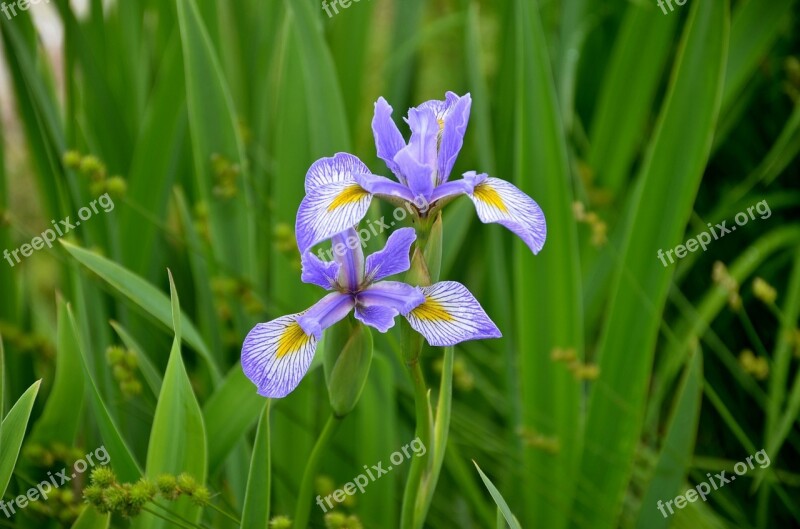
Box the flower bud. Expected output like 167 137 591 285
324 320 374 418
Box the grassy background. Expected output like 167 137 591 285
0 0 799 527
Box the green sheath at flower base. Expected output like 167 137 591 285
324 319 374 417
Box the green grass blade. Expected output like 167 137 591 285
473 460 522 529
70 506 111 529
68 304 143 483
0 380 41 498
511 0 584 526
109 320 164 397
203 366 265 476
29 297 85 445
61 240 220 381
577 1 729 527
635 348 703 529
138 272 207 529
241 402 271 529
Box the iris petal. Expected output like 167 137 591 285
297 292 355 340
364 228 417 282
372 98 407 184
437 93 471 184
466 174 547 254
295 179 373 252
300 252 340 290
403 281 501 346
241 314 318 398
305 152 371 193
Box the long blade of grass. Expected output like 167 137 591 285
576 2 729 527
0 380 40 498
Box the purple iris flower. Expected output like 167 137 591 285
295 92 546 255
242 227 500 398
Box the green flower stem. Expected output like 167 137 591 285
294 414 342 529
400 355 431 529
142 505 202 529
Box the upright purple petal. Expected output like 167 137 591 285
392 105 439 200
305 153 372 193
297 292 355 339
465 174 547 254
403 281 501 346
365 228 417 282
301 252 340 290
330 228 365 291
372 98 407 184
242 314 318 398
295 179 373 252
355 281 425 332
393 148 434 203
437 93 471 184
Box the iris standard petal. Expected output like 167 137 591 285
372 97 407 183
297 292 355 339
300 251 340 290
331 228 365 291
364 227 416 282
241 314 318 398
466 174 547 254
393 148 435 202
295 179 373 252
305 152 372 193
437 93 471 184
358 280 426 315
403 281 501 346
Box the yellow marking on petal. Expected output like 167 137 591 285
473 183 508 213
327 184 369 212
276 322 312 359
411 297 454 322
437 117 445 132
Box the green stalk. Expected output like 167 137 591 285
293 414 341 529
400 353 432 529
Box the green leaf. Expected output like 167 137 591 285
29 297 85 445
241 402 271 529
203 365 265 476
176 0 256 280
138 272 208 529
635 348 703 529
0 380 41 498
69 305 143 484
70 506 111 529
473 460 522 529
60 240 220 381
577 2 729 527
109 320 163 397
510 0 583 526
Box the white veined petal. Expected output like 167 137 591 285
241 314 318 398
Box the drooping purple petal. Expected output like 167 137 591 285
241 314 318 398
358 281 426 316
353 304 399 333
297 292 355 339
403 281 501 346
330 228 365 291
437 93 471 184
354 173 417 203
295 179 373 253
300 251 340 290
305 153 372 193
372 97 407 184
365 227 416 282
466 174 547 254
